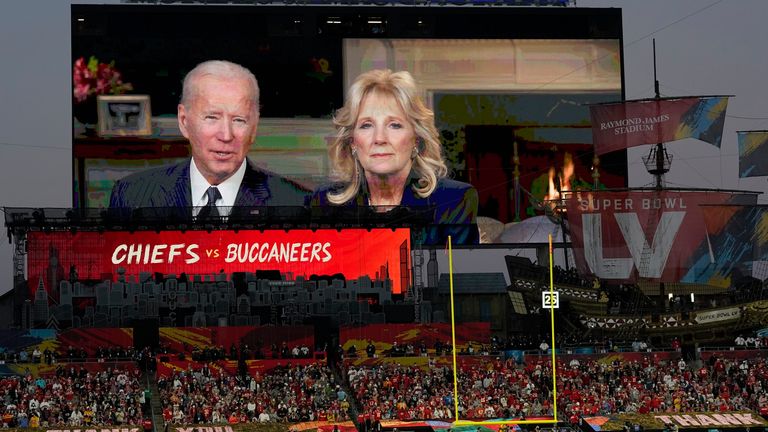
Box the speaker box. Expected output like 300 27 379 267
133 318 160 351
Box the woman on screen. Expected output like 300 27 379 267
310 69 479 245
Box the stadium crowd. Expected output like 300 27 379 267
344 352 768 421
179 341 315 362
555 354 768 417
341 334 654 359
0 365 146 428
156 362 349 424
2 332 768 428
0 345 150 365
0 345 766 428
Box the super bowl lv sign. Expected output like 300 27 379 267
565 191 753 282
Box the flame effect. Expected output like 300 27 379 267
544 152 575 201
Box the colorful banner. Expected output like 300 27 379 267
0 329 56 353
0 328 134 377
565 190 755 283
0 360 138 378
343 355 453 370
342 353 505 371
0 326 314 368
57 328 134 354
27 228 411 299
156 358 319 378
590 96 729 156
701 205 768 285
340 323 490 352
738 130 768 177
159 326 314 357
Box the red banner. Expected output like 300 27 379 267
590 96 729 156
565 190 753 282
340 323 490 351
57 328 134 354
159 326 314 356
342 354 502 371
156 358 319 378
27 228 411 296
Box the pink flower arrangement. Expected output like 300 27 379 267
73 56 133 103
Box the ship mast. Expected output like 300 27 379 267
643 39 673 189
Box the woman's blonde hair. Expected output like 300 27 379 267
327 69 448 205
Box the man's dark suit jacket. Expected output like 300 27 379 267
109 158 309 221
309 173 480 245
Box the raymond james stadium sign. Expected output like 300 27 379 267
121 0 573 5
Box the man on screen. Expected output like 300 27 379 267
109 60 307 218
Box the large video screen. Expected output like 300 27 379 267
26 228 410 328
72 5 625 242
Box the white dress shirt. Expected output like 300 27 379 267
190 158 247 217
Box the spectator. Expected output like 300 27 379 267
31 348 42 363
539 341 550 354
745 335 757 347
670 338 681 351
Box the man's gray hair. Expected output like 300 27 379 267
180 60 260 112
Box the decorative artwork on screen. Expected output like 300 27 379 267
434 92 627 226
97 94 152 137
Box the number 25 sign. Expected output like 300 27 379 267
542 291 559 309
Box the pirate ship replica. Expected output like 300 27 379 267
508 41 768 345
